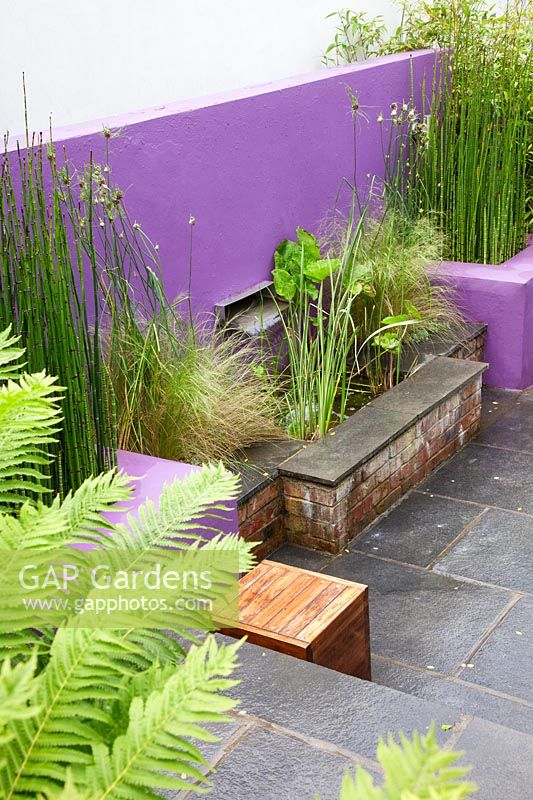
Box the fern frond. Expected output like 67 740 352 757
0 371 63 509
38 769 97 800
0 655 40 746
83 637 241 799
1 629 141 798
0 498 69 551
57 469 133 543
379 724 476 799
336 724 477 800
0 464 249 798
339 766 384 800
105 462 241 550
0 326 26 382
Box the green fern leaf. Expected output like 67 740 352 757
83 637 241 799
379 725 476 799
0 327 26 382
336 724 476 800
104 462 241 551
0 371 63 509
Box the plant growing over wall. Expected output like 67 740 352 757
324 1 533 260
404 0 532 263
323 9 387 65
0 325 254 797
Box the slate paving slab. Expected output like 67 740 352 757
433 508 533 592
371 659 533 736
222 637 455 759
456 598 533 704
420 443 533 514
201 726 358 800
270 543 332 572
455 717 533 800
354 492 482 567
480 387 520 429
477 400 533 453
322 552 510 673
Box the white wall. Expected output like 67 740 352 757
1 0 401 135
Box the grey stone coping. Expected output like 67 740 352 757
279 357 487 486
236 439 304 504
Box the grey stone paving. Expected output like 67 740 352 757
176 387 533 799
269 388 533 739
355 492 483 567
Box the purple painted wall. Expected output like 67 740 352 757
438 241 533 390
8 51 435 316
114 450 238 538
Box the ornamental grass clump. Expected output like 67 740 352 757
328 209 462 392
108 314 284 464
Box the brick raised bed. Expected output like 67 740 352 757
237 325 487 557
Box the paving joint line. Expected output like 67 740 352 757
372 653 533 709
450 593 523 677
344 547 530 596
178 717 257 798
442 713 474 750
414 488 533 520
230 710 381 772
473 441 533 457
426 507 491 570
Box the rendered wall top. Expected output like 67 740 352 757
114 450 238 537
6 50 436 318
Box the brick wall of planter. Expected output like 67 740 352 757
238 479 285 561
281 374 482 553
236 327 487 558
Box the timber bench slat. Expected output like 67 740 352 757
220 559 371 680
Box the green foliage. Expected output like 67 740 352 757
271 251 360 439
273 227 340 301
107 311 283 464
329 210 460 392
322 9 387 65
0 126 116 498
1 635 243 799
83 638 240 799
399 0 532 263
0 335 255 797
334 724 477 799
267 212 438 437
0 545 250 798
95 185 283 464
324 1 533 261
0 656 40 748
0 328 63 509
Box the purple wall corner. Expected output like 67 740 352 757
437 242 533 390
113 450 239 538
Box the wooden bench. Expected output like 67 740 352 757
220 559 371 680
